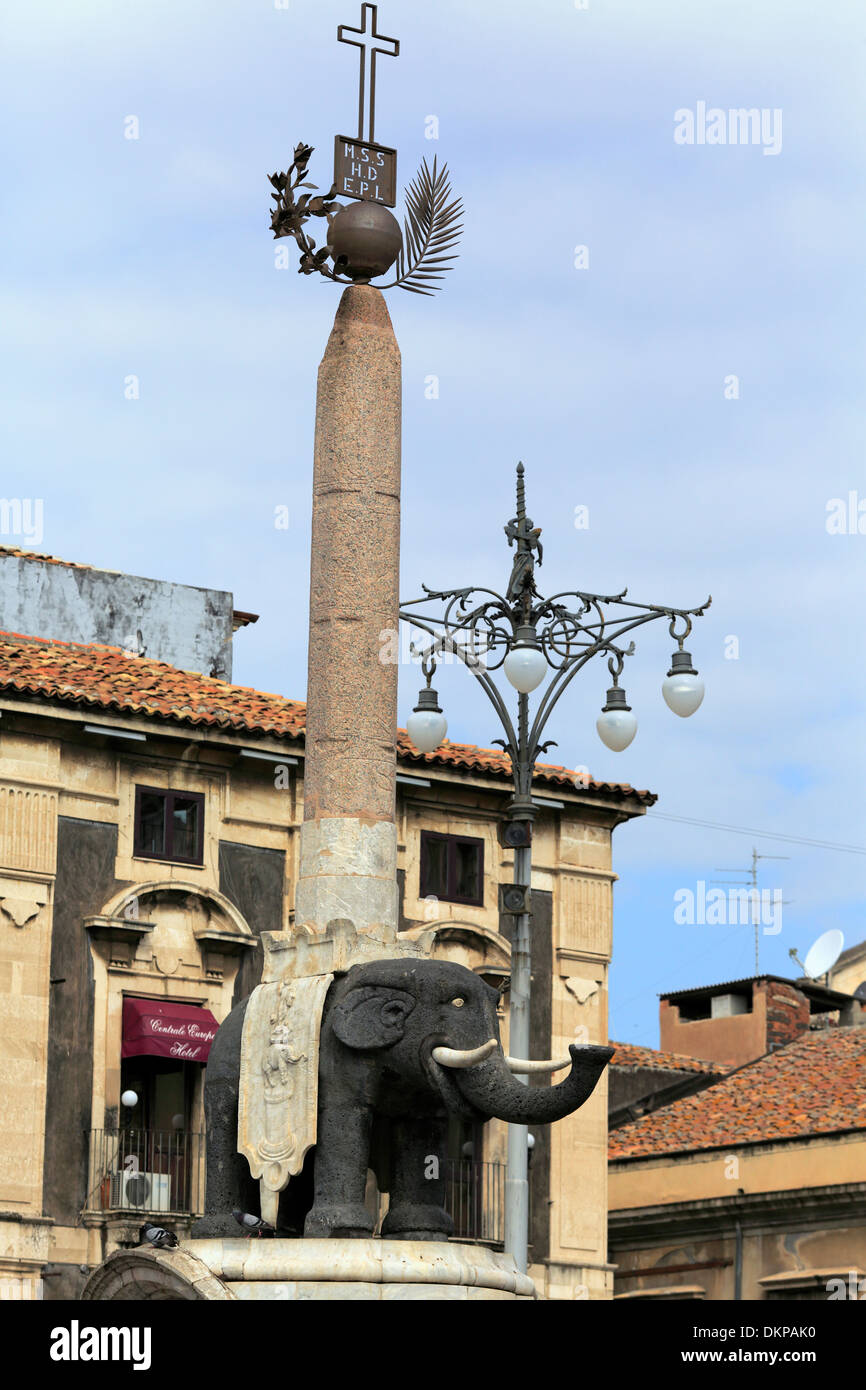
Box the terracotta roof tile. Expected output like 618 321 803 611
609 1027 866 1159
0 632 655 803
610 1042 726 1075
0 545 93 570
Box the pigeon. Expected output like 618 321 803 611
139 1223 178 1249
232 1208 275 1238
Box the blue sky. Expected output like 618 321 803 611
2 0 864 1043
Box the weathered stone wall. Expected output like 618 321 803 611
219 841 286 1004
44 818 126 1225
0 553 235 678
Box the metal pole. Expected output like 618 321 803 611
504 840 531 1270
505 688 532 1272
399 465 710 1276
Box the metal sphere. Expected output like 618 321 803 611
328 201 402 281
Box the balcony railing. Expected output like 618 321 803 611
445 1160 506 1245
86 1134 508 1239
86 1129 204 1216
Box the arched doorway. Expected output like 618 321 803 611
85 883 254 1228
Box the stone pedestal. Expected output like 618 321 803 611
81 1239 537 1302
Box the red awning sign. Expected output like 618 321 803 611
122 998 219 1063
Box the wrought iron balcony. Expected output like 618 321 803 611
445 1160 506 1246
86 1132 505 1240
86 1129 204 1217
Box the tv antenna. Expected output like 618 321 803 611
711 846 791 975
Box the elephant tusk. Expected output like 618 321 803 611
431 1039 499 1069
505 1055 572 1074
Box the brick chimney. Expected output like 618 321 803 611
659 977 816 1068
763 980 810 1051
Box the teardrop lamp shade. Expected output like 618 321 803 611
503 644 547 694
596 709 638 752
662 673 705 717
407 709 448 753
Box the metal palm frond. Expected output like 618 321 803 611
382 156 463 295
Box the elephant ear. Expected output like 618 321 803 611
331 986 416 1050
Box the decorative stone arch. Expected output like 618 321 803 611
81 1247 233 1301
404 920 510 985
83 880 257 1196
89 879 255 986
100 879 255 946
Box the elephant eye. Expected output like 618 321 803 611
451 997 465 1008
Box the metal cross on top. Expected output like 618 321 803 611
338 3 399 145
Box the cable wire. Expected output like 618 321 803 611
645 811 866 856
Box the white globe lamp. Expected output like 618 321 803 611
407 686 447 754
504 627 547 694
662 650 705 718
596 686 638 752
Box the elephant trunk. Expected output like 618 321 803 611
450 1043 613 1124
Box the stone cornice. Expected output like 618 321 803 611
0 698 652 815
608 1181 866 1245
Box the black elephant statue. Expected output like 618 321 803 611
194 957 612 1241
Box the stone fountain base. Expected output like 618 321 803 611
81 1238 537 1301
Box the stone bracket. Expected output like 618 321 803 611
85 914 155 967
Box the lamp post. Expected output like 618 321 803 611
400 462 710 1272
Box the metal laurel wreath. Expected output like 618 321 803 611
269 145 463 294
268 144 345 281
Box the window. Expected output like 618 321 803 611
120 1055 192 1136
420 831 483 906
134 788 204 865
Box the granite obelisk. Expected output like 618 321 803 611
293 283 401 939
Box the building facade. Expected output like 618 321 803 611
608 978 866 1300
0 553 653 1300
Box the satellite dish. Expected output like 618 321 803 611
803 929 845 980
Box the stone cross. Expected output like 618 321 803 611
338 3 399 144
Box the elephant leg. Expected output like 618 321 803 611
304 1102 374 1238
381 1116 453 1242
191 997 257 1238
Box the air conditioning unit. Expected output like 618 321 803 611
111 1170 171 1212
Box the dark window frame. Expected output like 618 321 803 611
133 786 205 867
419 830 484 907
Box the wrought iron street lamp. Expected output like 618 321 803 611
400 462 710 1272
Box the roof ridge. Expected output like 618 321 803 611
0 628 655 800
609 1026 866 1160
610 1040 727 1074
0 629 302 703
0 546 93 570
